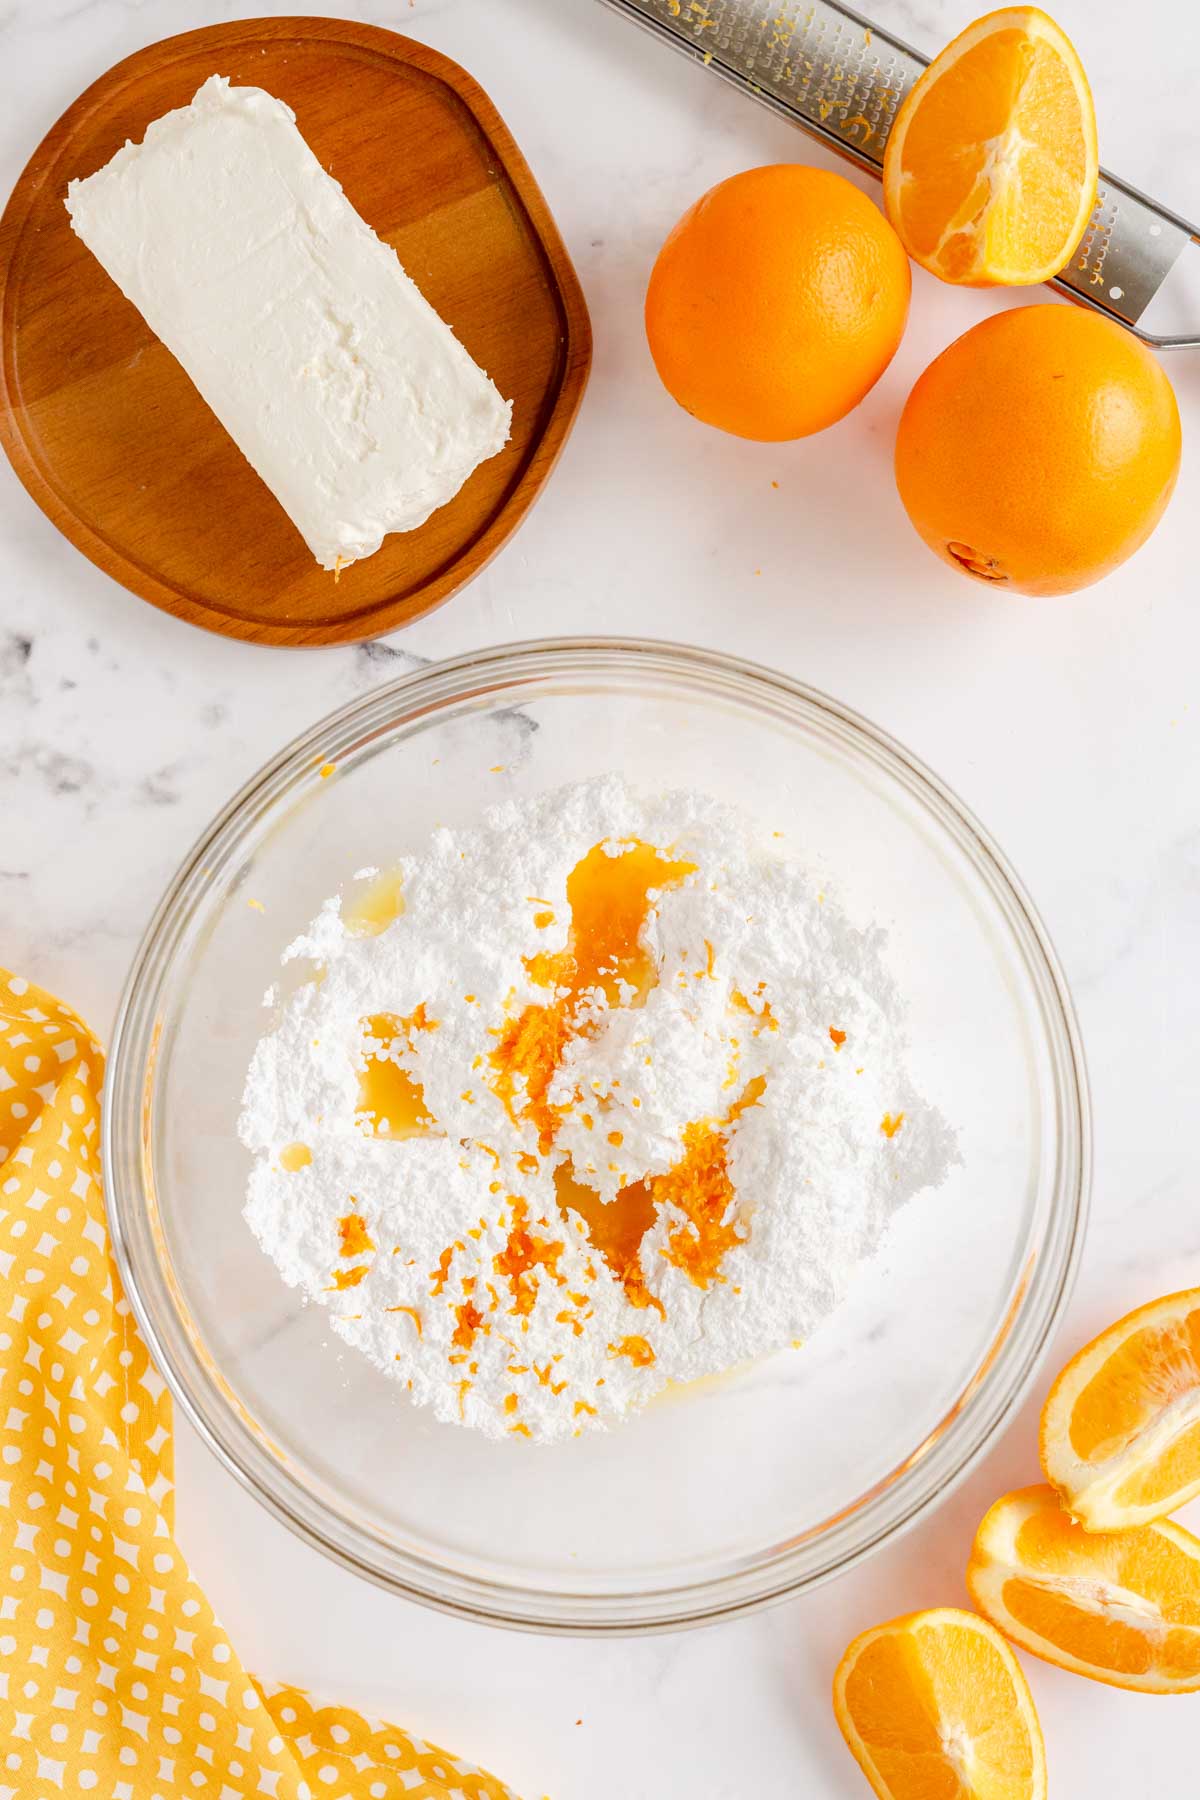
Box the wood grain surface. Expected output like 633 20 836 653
0 16 591 647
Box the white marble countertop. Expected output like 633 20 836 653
4 0 1200 1793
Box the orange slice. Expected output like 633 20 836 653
882 7 1098 286
1040 1287 1200 1529
833 1607 1047 1800
968 1483 1200 1693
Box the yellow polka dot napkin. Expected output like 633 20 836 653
0 969 519 1800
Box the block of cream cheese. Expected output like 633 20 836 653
64 75 513 570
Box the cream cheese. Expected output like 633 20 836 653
64 75 512 570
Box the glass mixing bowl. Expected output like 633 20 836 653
105 639 1089 1632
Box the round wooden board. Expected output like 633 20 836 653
0 17 591 647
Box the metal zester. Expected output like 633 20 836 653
595 0 1200 350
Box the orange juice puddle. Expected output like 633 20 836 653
356 1010 439 1139
344 866 405 938
553 1161 658 1310
490 839 695 1150
551 1074 767 1313
647 1355 782 1410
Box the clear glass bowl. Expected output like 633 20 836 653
104 639 1089 1633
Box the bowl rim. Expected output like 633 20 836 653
103 636 1091 1634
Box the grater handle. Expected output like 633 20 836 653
597 0 1200 350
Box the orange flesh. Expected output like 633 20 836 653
838 1615 1043 1798
973 1490 1200 1686
489 840 695 1150
1069 1307 1200 1463
279 1141 312 1171
1015 1579 1200 1681
1116 1422 1200 1510
887 15 1096 285
610 1335 656 1368
896 29 1037 267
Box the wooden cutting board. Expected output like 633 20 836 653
0 17 591 647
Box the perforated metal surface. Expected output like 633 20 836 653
598 0 1200 347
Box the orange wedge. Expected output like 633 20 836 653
968 1484 1200 1693
833 1608 1046 1800
882 7 1098 286
1040 1287 1200 1530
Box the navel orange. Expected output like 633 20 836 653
894 304 1181 595
644 164 911 440
883 7 1098 287
968 1484 1200 1693
833 1608 1047 1800
1040 1288 1200 1530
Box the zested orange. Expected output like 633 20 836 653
969 1484 1200 1693
833 1607 1047 1800
1041 1288 1200 1530
883 7 1098 286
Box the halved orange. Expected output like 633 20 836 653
1041 1288 1200 1530
969 1484 1200 1693
833 1607 1047 1799
882 7 1098 286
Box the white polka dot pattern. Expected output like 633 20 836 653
0 971 520 1800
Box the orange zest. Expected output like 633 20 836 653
327 1264 367 1292
385 1305 422 1336
656 1080 764 1287
882 6 1098 286
451 1299 488 1351
493 1197 566 1317
968 1483 1200 1693
833 1607 1046 1800
336 1211 374 1259
1040 1286 1200 1529
429 1244 458 1297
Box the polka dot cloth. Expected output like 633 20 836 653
0 970 520 1800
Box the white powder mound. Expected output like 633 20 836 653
240 775 955 1442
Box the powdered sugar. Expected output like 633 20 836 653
240 775 954 1442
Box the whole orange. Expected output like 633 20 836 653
895 304 1182 596
644 164 911 441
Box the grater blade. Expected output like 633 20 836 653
596 0 1200 349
